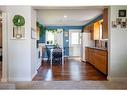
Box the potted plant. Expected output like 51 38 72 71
36 21 46 38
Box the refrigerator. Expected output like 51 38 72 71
81 32 94 61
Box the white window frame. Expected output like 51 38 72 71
45 30 55 45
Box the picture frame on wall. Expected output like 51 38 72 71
116 18 122 25
12 26 25 39
118 10 126 17
125 18 127 24
121 22 126 28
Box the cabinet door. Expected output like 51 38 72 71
102 8 108 39
94 50 107 75
93 22 100 40
89 49 95 65
85 48 89 62
83 25 92 33
90 24 94 40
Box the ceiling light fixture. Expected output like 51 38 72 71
64 15 67 18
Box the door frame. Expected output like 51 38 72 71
1 12 8 82
69 29 82 57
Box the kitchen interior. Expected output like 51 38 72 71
0 12 2 80
81 8 108 76
33 7 109 81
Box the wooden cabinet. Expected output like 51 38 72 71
85 47 89 62
83 24 94 33
88 48 95 65
93 49 107 74
83 8 108 40
93 21 100 40
85 47 108 75
102 8 108 39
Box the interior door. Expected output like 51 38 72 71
69 29 81 57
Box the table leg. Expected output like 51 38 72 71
50 52 52 68
62 51 64 67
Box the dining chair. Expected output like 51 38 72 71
52 48 62 64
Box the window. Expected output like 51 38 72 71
71 32 79 44
46 31 55 44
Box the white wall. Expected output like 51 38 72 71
0 6 39 81
0 6 7 12
7 6 32 81
108 6 127 80
31 8 38 79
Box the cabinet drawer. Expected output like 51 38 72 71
94 49 107 56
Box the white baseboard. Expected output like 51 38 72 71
43 56 68 61
107 76 127 81
8 77 32 81
43 58 48 60
37 59 42 69
64 56 69 57
32 71 38 80
37 63 41 70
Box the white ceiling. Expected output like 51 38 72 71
33 6 105 26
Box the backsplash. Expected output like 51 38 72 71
95 40 108 49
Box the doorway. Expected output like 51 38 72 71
0 12 2 81
0 11 8 82
69 29 81 57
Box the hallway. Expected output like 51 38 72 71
33 58 107 81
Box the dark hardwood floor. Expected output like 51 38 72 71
33 58 107 81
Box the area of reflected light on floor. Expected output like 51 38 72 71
69 60 81 80
44 69 52 81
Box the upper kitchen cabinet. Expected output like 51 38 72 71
91 19 103 40
83 24 94 33
102 8 108 39
92 21 100 40
93 22 100 40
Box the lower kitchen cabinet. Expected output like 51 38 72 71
85 47 108 75
85 47 89 62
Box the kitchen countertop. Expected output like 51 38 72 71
85 46 107 51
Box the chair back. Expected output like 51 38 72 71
52 48 62 58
